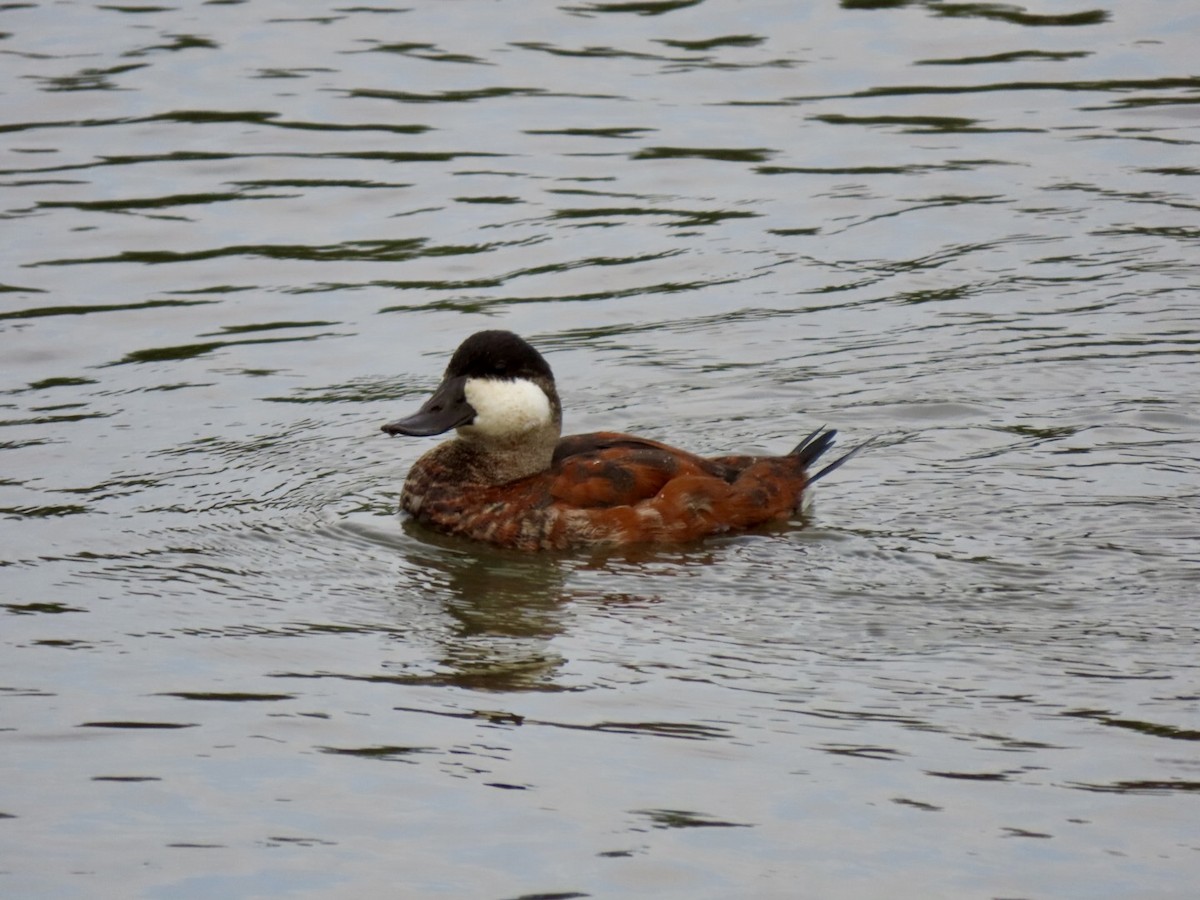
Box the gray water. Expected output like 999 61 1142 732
2 1 1198 897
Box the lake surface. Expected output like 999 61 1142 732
2 1 1198 897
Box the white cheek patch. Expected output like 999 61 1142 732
462 378 552 439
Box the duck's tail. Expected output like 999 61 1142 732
789 426 874 484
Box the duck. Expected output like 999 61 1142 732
381 330 863 551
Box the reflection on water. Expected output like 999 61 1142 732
3 0 1200 896
391 524 576 692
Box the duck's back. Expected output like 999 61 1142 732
548 432 740 508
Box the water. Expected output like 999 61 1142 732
3 1 1198 897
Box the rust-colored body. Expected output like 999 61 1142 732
401 431 823 551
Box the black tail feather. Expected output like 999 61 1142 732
809 435 875 484
788 426 873 483
790 426 837 468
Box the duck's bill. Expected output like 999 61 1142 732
381 376 476 437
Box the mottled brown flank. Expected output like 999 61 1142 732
401 431 816 551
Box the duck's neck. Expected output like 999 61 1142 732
448 419 560 485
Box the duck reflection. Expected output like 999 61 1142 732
394 519 574 692
386 516 730 692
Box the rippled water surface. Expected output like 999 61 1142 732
3 1 1199 897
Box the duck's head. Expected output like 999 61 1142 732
382 330 562 445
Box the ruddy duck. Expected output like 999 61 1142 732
382 330 863 550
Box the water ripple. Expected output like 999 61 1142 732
3 0 1198 895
